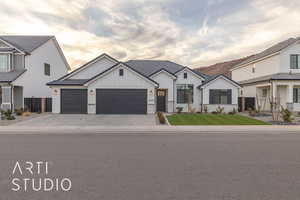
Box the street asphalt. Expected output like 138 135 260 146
1 130 300 199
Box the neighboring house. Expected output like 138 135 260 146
231 37 300 112
196 55 255 78
48 53 240 114
0 35 70 111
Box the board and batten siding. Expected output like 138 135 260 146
70 57 117 79
151 72 175 112
87 65 156 114
202 77 239 113
175 69 203 112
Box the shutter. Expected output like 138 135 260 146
294 88 298 103
227 89 232 104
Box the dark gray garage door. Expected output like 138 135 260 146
61 89 87 114
96 89 147 114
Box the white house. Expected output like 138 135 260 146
231 37 300 112
0 35 70 111
48 53 240 114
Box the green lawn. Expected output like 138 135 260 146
167 114 271 125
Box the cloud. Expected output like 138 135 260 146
0 0 299 69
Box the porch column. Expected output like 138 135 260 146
287 84 294 111
271 82 277 101
1 85 13 111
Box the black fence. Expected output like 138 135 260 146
24 98 52 113
238 97 255 112
45 98 52 112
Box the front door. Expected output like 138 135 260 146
157 89 166 112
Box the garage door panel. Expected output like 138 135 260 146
61 89 87 114
96 89 147 114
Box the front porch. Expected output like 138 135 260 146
0 84 23 111
255 81 300 112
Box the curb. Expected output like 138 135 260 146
163 113 171 126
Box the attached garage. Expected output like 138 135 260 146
61 89 87 114
96 89 147 114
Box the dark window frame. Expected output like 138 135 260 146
294 88 300 103
176 84 194 104
290 54 299 69
119 68 124 76
183 72 187 79
44 63 50 76
209 89 232 104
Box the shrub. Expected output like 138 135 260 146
215 106 224 114
2 109 16 120
228 108 237 115
157 112 166 124
15 108 24 116
176 107 183 114
203 105 208 113
190 107 197 113
280 107 293 123
248 108 258 117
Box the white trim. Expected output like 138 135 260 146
50 38 71 71
175 67 205 81
0 38 25 54
150 69 177 80
231 38 300 71
200 75 241 89
85 63 159 87
62 54 118 80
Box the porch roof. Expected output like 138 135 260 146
0 69 26 83
47 79 89 86
239 73 300 85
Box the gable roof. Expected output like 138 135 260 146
125 60 183 76
58 53 119 80
126 60 208 79
232 37 300 70
149 68 177 79
196 55 256 77
49 62 159 87
0 35 53 54
85 62 159 87
198 74 241 89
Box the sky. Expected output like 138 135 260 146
1 0 300 69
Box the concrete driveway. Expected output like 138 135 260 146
13 114 157 126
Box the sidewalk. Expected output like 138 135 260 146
0 125 299 134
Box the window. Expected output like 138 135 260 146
209 89 232 104
44 63 50 76
290 54 300 69
294 88 300 103
177 84 193 103
119 68 124 76
252 67 255 73
262 88 268 97
0 54 10 72
183 72 187 79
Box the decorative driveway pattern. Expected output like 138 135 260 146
13 114 157 126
